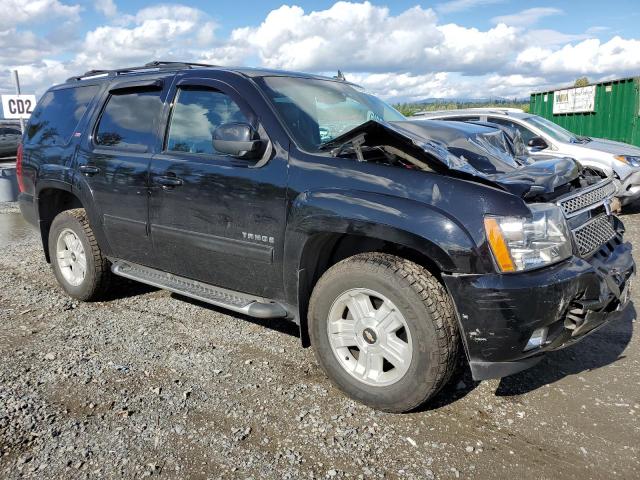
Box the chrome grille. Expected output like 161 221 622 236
573 214 617 256
557 180 616 217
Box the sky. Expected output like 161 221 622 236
1 0 640 105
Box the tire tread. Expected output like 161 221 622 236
50 208 111 301
309 252 460 412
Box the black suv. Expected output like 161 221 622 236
18 62 634 412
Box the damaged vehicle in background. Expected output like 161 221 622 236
413 108 640 207
18 62 635 412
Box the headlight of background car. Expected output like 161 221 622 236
614 155 640 167
484 204 572 272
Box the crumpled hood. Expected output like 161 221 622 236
578 137 640 156
322 119 582 198
387 120 581 197
487 157 581 198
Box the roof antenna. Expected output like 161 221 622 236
334 70 346 81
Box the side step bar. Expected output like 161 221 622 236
111 259 288 319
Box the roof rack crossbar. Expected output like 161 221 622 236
66 60 218 82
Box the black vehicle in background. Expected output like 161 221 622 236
17 62 634 412
0 122 21 157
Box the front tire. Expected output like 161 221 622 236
308 253 460 412
48 208 111 301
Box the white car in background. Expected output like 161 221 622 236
412 108 640 205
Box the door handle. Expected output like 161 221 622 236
154 176 183 188
79 165 100 176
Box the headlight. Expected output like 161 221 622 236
614 155 640 167
484 204 572 272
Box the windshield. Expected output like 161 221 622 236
526 115 581 143
256 76 405 151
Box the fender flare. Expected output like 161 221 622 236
283 189 484 332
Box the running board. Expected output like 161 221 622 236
110 260 288 319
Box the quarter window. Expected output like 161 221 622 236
25 85 99 146
95 90 163 150
166 89 249 155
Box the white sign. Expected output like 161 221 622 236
553 86 596 114
1 94 37 119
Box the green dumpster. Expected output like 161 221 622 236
530 77 640 147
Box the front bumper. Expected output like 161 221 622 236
616 171 640 205
443 237 634 381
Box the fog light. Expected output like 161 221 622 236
524 327 547 351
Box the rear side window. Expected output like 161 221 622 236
25 85 99 146
95 90 163 150
166 88 249 155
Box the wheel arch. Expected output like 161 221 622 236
37 185 84 263
284 190 479 347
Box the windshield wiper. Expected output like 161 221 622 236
571 135 592 144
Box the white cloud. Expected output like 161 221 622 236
516 36 640 77
436 0 505 14
349 72 546 102
94 0 117 17
2 1 640 103
524 29 589 48
0 29 54 65
231 3 443 72
231 3 519 75
492 7 562 27
1 59 74 95
74 5 217 70
0 0 81 30
349 72 457 101
433 23 520 73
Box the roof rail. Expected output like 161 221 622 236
472 107 524 114
412 107 524 117
66 60 217 82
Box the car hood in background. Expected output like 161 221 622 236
576 137 640 156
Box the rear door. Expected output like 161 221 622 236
75 78 170 265
148 75 288 298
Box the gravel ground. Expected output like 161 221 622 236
0 201 638 479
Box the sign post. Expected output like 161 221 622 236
14 70 24 134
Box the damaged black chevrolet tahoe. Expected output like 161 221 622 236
18 62 635 412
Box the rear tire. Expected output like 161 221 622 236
48 208 111 301
308 252 460 413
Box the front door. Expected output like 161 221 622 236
148 76 288 298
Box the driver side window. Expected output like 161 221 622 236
166 88 249 155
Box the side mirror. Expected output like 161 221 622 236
212 122 263 159
527 136 548 150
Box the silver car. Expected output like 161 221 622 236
412 108 640 205
0 125 21 158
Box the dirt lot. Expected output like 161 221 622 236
0 201 638 479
